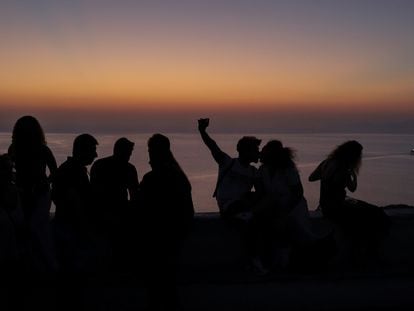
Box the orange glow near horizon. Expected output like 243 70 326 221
1 1 414 125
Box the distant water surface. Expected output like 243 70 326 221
1 132 413 212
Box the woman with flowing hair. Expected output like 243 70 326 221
309 140 390 267
8 115 58 276
140 133 194 311
252 140 324 273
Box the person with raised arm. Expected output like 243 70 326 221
198 118 260 220
198 118 261 272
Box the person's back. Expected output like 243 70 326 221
91 156 130 206
90 138 139 222
52 134 98 276
140 133 194 311
89 138 139 272
53 156 92 229
141 166 194 238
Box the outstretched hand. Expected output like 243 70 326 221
198 118 210 131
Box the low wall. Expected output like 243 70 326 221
177 207 414 279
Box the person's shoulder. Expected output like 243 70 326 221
94 156 112 166
141 170 154 180
58 157 83 174
126 162 137 171
58 158 71 170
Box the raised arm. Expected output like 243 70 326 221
198 118 226 164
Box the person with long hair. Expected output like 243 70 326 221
253 140 322 273
309 140 390 267
140 133 194 311
8 115 58 276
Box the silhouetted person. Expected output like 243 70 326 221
198 118 260 268
8 116 58 277
140 133 194 311
51 134 98 310
0 154 22 311
52 133 98 274
90 137 139 272
254 140 331 273
309 140 390 268
0 154 20 272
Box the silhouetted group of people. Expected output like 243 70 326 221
0 115 391 310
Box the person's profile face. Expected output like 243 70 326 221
82 145 97 166
247 145 260 163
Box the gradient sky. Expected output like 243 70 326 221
1 0 413 132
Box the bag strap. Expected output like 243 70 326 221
213 159 235 198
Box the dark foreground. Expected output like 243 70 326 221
2 206 414 311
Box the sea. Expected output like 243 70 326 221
1 132 413 213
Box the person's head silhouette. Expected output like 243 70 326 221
147 133 173 170
329 140 363 172
113 137 134 162
260 140 295 169
12 115 46 148
237 136 261 165
73 134 98 166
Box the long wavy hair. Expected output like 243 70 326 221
260 140 296 169
148 133 190 187
10 116 46 159
327 140 363 173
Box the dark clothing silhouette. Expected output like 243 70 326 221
140 168 194 311
53 157 92 230
52 156 94 275
52 134 98 310
90 154 139 272
8 144 55 198
140 169 194 238
8 143 57 275
140 133 194 311
90 155 139 230
310 157 390 267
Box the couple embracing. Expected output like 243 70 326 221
198 118 328 274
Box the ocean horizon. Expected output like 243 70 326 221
1 132 413 213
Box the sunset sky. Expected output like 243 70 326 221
1 0 413 133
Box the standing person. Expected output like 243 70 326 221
8 116 58 276
90 137 139 272
52 133 98 310
309 140 390 267
52 133 98 274
197 118 260 268
140 133 194 311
